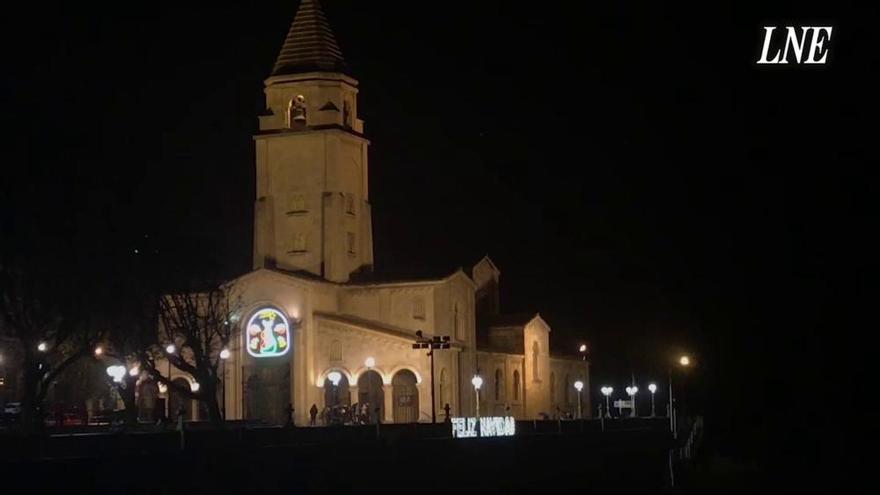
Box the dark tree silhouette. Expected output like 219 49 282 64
145 283 240 426
0 262 101 433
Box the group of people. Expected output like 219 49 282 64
309 402 380 426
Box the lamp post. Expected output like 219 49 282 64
220 348 230 421
472 375 483 436
626 385 638 418
601 386 613 418
165 344 176 420
669 355 691 439
412 330 450 424
648 383 657 417
574 380 584 419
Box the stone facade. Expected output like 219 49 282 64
163 1 589 425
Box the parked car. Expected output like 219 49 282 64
2 402 22 425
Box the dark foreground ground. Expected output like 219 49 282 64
0 418 779 494
1 435 670 494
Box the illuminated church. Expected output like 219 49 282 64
168 0 589 425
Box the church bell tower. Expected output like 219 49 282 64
253 0 374 282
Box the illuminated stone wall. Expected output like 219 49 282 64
253 71 373 283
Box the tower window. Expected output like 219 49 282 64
288 194 308 214
289 233 307 253
346 232 357 255
344 193 355 215
532 341 540 382
513 370 520 401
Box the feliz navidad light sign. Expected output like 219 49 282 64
451 416 516 438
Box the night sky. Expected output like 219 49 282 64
2 0 877 472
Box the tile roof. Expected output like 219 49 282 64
272 0 348 77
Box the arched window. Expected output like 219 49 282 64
513 370 520 401
494 369 503 401
453 302 461 339
532 341 539 381
564 374 571 405
550 372 556 403
439 368 450 409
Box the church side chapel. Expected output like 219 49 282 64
160 0 589 426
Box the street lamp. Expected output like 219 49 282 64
412 330 451 423
626 386 638 418
578 344 589 411
669 354 692 438
190 381 200 393
600 386 613 418
37 342 48 352
164 343 177 420
94 346 103 357
648 383 657 417
327 371 342 386
220 348 230 420
129 365 140 377
472 374 483 435
106 365 126 383
574 380 584 419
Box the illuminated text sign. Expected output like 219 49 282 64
451 416 515 438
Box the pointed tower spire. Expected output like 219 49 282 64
272 0 347 76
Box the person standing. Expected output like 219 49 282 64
309 404 318 426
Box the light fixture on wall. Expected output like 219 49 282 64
364 357 375 368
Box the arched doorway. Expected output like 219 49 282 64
168 378 196 421
392 369 419 423
246 362 290 425
357 370 384 423
324 373 351 409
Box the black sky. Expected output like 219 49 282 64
2 0 877 475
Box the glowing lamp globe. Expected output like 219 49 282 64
574 380 584 392
106 365 126 383
166 344 176 354
471 375 483 390
648 383 657 393
365 357 375 368
579 344 587 353
37 342 48 352
679 356 691 366
190 382 200 392
327 371 342 386
220 348 231 360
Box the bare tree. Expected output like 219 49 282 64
0 263 101 433
146 283 239 426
